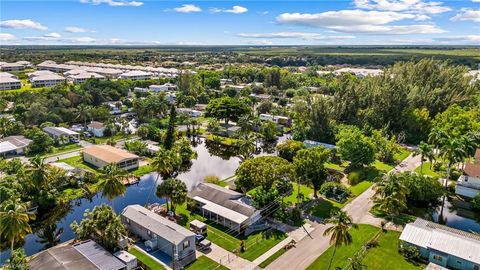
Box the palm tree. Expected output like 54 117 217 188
373 173 408 221
156 178 187 214
76 104 91 129
439 137 467 215
98 163 127 211
145 149 180 207
36 223 64 250
323 210 357 270
236 133 257 162
0 199 35 251
428 127 447 165
26 156 51 191
413 142 434 174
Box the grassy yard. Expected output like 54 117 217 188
258 246 288 268
185 256 229 270
128 246 167 270
325 162 348 172
306 224 380 270
372 160 395 172
395 148 412 163
415 162 442 178
88 134 130 144
362 231 425 270
58 155 98 172
283 183 314 205
349 181 373 197
44 144 83 157
175 203 287 261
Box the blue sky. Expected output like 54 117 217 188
0 0 479 45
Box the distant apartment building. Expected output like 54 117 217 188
0 62 25 72
28 70 66 88
119 70 152 81
66 71 105 84
149 83 177 92
0 72 22 90
333 68 383 77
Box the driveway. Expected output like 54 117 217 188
265 153 422 270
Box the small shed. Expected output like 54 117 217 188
114 250 137 270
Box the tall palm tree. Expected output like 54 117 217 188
0 199 35 251
428 127 447 164
98 163 127 211
145 149 179 207
26 156 51 191
413 142 434 174
36 223 64 250
439 137 467 215
323 210 357 270
76 104 91 129
236 133 257 162
156 178 187 214
373 173 408 221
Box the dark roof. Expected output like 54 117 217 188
28 240 126 270
188 183 256 217
464 149 480 178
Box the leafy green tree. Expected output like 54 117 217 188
76 104 92 129
71 204 126 251
25 128 54 154
373 173 408 221
174 136 197 164
293 147 330 198
98 164 127 210
399 172 443 206
145 148 181 206
205 97 251 125
336 126 376 167
7 248 28 270
260 120 278 142
156 178 187 214
0 199 35 251
277 140 306 162
371 129 400 164
323 210 357 270
235 156 294 193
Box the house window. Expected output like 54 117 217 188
183 240 190 250
433 255 443 262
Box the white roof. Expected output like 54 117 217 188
114 251 136 263
31 73 65 81
194 196 249 224
121 70 152 77
400 218 480 264
0 141 18 153
0 76 21 84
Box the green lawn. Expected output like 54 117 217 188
58 155 98 172
45 144 83 157
395 148 411 163
372 160 395 172
258 246 287 268
349 181 373 197
283 183 314 205
415 162 441 178
325 162 348 172
306 224 380 270
175 203 287 261
185 256 229 270
128 246 166 270
362 231 425 270
88 134 129 144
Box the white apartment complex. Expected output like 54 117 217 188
0 72 22 90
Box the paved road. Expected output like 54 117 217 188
265 153 422 270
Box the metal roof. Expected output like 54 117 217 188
43 126 79 136
194 196 249 224
0 141 18 153
399 218 480 264
121 204 195 244
83 145 138 164
73 240 126 270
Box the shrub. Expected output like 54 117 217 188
365 238 379 249
400 243 420 262
203 175 221 185
348 171 361 185
319 182 350 202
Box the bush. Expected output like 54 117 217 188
319 182 350 202
203 175 221 185
348 171 361 185
400 243 420 262
472 193 480 211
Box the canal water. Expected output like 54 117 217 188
0 136 280 264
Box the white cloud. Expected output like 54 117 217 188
79 0 143 7
212 5 248 14
0 19 47 30
451 8 480 23
173 4 202 13
276 10 445 34
246 39 273 45
44 32 61 38
0 33 16 41
238 32 355 40
354 0 451 14
65 26 94 33
64 37 97 43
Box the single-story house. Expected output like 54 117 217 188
456 148 480 198
149 83 177 92
28 239 128 270
121 205 196 266
83 145 139 170
187 183 261 234
43 126 80 144
0 136 32 157
399 218 480 270
103 101 123 115
176 108 202 118
87 121 106 137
